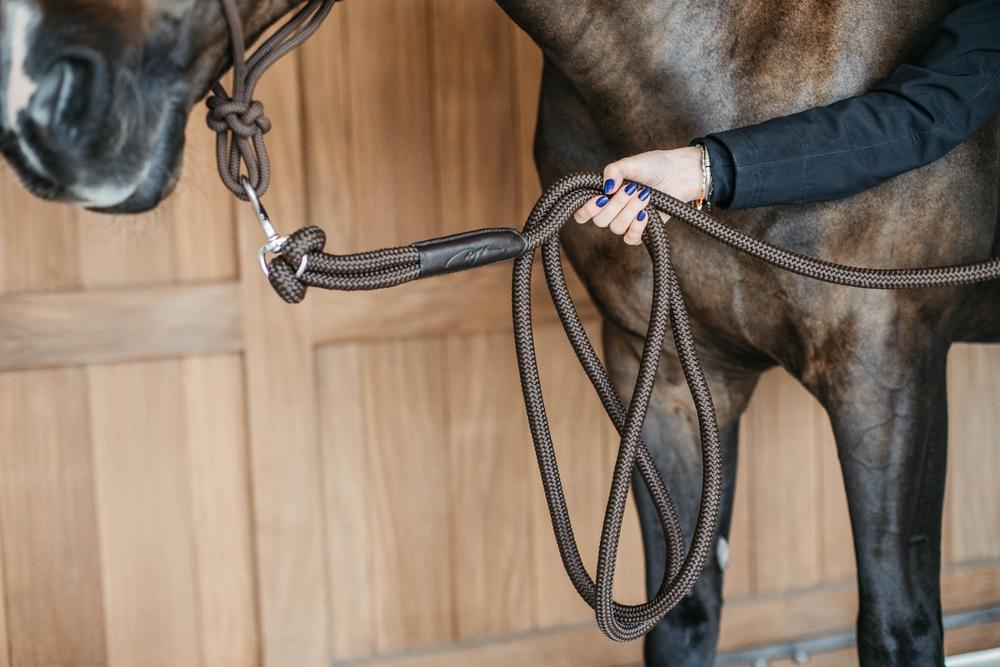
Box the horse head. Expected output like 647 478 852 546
0 0 294 212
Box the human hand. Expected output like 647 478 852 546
573 146 704 245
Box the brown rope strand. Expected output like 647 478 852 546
208 0 338 199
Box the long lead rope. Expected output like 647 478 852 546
209 0 1000 642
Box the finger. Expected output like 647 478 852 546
623 209 649 245
609 186 651 235
592 181 639 228
572 194 610 224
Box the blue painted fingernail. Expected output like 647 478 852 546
639 188 651 201
596 195 609 207
603 179 615 194
637 210 647 221
624 182 637 196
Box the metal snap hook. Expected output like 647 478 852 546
241 176 287 276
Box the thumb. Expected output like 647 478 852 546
603 151 668 193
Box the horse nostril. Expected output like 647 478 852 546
27 48 108 150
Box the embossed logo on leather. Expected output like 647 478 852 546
444 239 523 269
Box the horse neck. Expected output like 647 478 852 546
499 0 955 128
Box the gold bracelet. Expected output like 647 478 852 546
695 143 712 211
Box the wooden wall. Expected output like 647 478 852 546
0 2 997 665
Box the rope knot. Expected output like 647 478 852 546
206 87 274 200
206 94 272 137
267 226 327 304
210 0 338 201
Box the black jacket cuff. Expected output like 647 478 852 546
702 123 808 209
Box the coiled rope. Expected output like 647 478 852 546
210 0 1000 642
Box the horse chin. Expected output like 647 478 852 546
88 103 188 215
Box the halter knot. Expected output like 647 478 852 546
206 94 272 137
210 0 337 201
206 87 273 200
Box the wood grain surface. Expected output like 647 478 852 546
0 2 997 666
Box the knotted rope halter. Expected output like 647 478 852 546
208 0 335 199
209 0 1000 642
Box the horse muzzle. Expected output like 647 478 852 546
0 0 187 213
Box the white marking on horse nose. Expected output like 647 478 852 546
3 1 40 131
70 181 142 209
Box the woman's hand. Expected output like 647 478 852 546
573 146 704 245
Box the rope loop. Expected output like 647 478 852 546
267 226 327 303
206 89 273 199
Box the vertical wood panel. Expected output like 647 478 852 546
446 331 536 638
89 360 200 667
946 344 1000 563
426 0 537 637
0 184 79 293
299 9 356 250
331 0 439 249
182 356 260 667
317 344 375 660
606 422 649 606
818 409 854 583
0 368 107 667
238 48 331 667
595 317 647 606
362 339 455 651
0 528 8 667
743 369 822 594
530 323 611 626
169 114 238 284
429 0 520 237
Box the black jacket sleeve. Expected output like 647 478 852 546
695 0 1000 210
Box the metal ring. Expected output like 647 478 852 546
295 255 309 279
241 175 288 277
241 176 281 242
241 176 264 218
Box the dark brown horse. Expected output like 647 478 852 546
1 1 997 664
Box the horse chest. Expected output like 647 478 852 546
529 0 997 363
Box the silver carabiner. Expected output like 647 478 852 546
241 176 287 276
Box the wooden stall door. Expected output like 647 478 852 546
0 2 998 666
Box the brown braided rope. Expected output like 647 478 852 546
264 173 1000 641
212 1 1000 643
208 0 337 199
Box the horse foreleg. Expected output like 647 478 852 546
820 343 949 666
603 320 761 667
